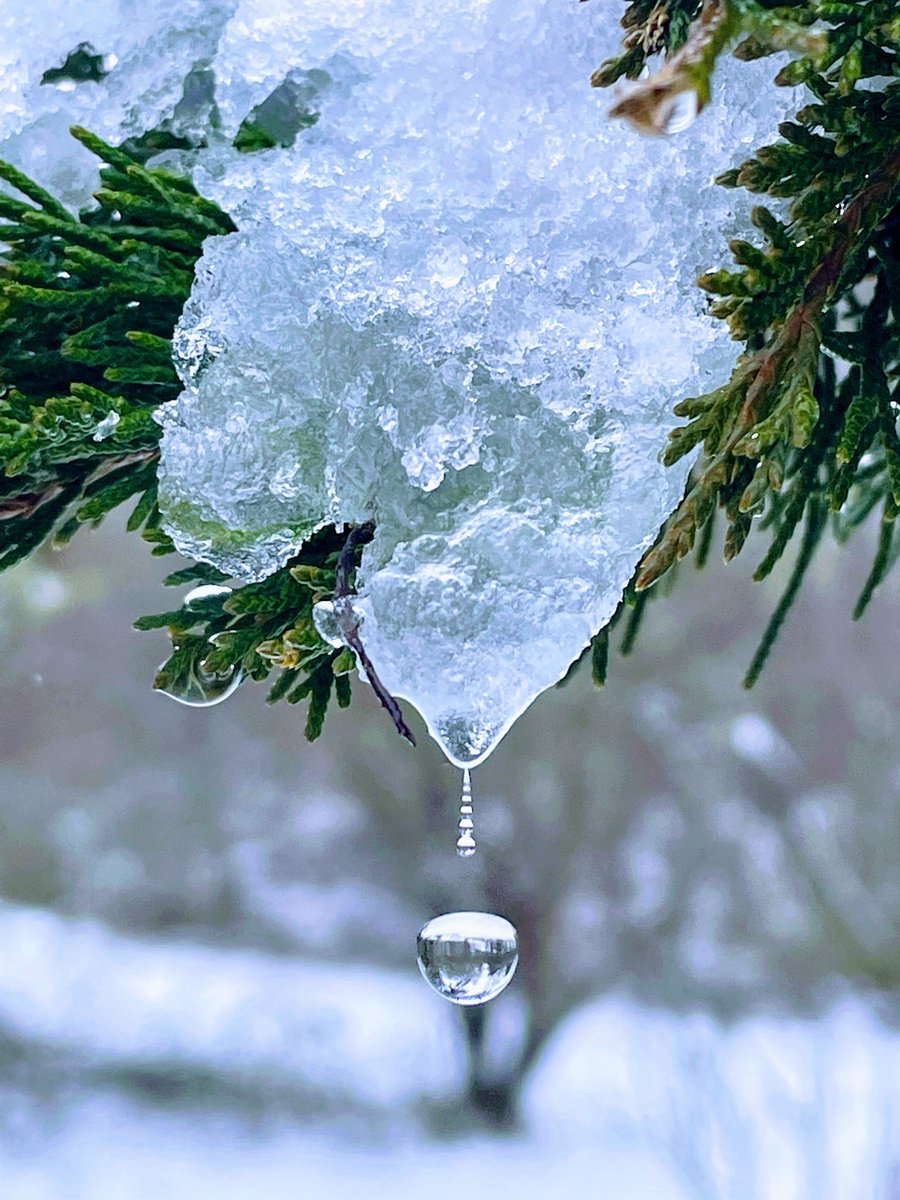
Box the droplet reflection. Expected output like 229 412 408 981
156 583 242 707
659 88 700 135
183 583 234 609
416 911 518 1006
155 660 243 707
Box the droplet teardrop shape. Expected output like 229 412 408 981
416 912 518 1005
312 596 365 649
312 599 345 648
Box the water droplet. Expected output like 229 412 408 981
184 583 233 610
92 411 120 442
312 599 344 648
155 660 243 707
417 912 518 1005
312 596 364 649
659 89 700 135
154 583 242 706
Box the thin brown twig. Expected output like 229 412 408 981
334 521 417 747
0 482 63 520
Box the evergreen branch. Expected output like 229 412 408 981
583 0 900 689
853 500 898 619
0 129 224 560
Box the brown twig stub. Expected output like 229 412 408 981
606 0 729 135
0 482 63 520
333 521 417 746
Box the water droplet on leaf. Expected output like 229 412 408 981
312 596 364 648
416 912 518 1005
155 660 243 707
659 89 700 135
92 411 120 442
155 582 242 706
312 599 344 648
184 583 234 609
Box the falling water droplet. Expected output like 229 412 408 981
659 88 700 135
456 766 476 856
416 912 518 1005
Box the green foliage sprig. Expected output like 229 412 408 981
594 0 825 134
0 127 235 570
0 129 360 739
589 0 900 687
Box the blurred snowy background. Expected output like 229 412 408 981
2 508 900 1200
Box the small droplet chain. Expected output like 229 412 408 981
456 768 476 857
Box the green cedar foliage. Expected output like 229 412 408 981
585 0 900 688
0 126 234 568
0 128 351 739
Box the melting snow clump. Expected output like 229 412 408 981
158 0 798 765
0 0 797 764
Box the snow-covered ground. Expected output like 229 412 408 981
1 902 898 1200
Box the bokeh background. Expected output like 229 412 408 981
1 507 898 1199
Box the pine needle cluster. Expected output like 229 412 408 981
0 129 359 739
585 0 900 689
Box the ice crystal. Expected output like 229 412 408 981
0 0 234 210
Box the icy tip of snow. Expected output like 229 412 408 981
0 0 797 766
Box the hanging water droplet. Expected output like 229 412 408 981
658 88 700 135
312 599 344 648
154 580 241 700
155 660 243 707
417 912 518 1005
154 581 242 706
312 596 364 648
